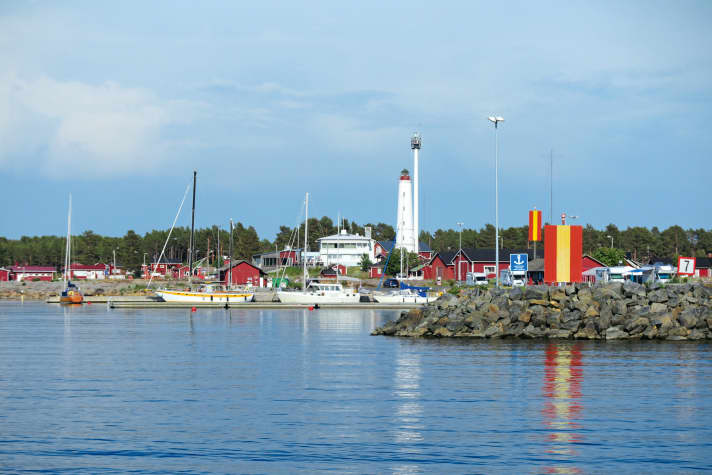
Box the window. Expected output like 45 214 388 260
484 266 496 275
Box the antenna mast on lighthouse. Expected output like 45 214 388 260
411 132 421 256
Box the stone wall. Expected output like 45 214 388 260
372 282 712 340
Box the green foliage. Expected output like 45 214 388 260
592 247 627 266
359 253 373 272
385 248 419 276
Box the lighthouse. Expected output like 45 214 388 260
396 169 416 252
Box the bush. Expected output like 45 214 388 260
32 277 40 282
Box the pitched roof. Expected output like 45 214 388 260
218 260 266 274
696 257 711 268
10 266 56 272
151 257 182 265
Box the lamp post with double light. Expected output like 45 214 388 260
488 115 504 287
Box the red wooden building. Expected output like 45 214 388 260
9 265 57 281
423 248 534 282
369 263 384 278
221 260 267 287
696 257 711 278
582 255 606 273
0 268 10 281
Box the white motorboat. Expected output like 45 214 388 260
372 289 437 304
156 283 254 303
276 281 361 304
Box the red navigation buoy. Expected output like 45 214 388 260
191 307 197 312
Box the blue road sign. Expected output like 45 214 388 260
510 253 528 272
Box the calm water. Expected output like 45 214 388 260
1 302 711 474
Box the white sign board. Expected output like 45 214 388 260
677 257 696 276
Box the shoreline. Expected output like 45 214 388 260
372 282 712 341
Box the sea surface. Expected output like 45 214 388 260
1 301 711 474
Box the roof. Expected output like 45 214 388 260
528 258 545 272
583 255 606 267
151 257 182 265
376 240 432 253
10 266 56 272
218 260 266 275
318 232 371 241
431 248 535 265
696 257 711 268
67 264 108 270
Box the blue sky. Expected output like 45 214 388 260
2 1 711 240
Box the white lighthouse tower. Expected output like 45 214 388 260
396 169 416 253
411 132 421 255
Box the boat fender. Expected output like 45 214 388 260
191 307 197 312
309 306 314 311
314 304 320 310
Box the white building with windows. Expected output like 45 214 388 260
318 229 377 268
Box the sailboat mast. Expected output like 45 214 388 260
303 192 309 292
64 194 72 284
188 170 197 279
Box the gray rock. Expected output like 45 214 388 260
678 309 698 329
524 286 548 300
626 317 649 333
649 289 669 303
574 322 600 339
605 326 629 340
650 302 667 314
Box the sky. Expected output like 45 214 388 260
1 1 711 240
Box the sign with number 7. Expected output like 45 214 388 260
677 256 696 276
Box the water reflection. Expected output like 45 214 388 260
542 342 583 474
392 345 424 475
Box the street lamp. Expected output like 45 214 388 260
488 115 504 287
607 235 613 248
457 222 464 281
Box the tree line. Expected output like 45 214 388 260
1 219 709 271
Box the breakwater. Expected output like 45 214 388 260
372 282 712 340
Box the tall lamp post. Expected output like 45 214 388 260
457 221 464 281
607 235 613 248
488 115 504 287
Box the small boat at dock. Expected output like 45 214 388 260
155 283 254 303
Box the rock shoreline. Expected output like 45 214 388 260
372 282 712 341
0 280 151 300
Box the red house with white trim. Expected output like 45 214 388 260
0 268 10 281
220 260 267 287
423 248 535 282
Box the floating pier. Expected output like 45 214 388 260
107 300 423 310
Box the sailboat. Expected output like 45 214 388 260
154 171 254 304
276 193 361 304
60 194 83 305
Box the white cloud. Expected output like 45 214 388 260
0 73 177 178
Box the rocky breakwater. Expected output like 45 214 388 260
372 282 712 341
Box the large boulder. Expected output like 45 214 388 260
574 322 600 339
605 326 629 340
524 286 548 300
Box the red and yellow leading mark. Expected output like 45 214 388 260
529 210 542 242
544 225 583 283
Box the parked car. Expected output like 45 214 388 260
383 278 400 288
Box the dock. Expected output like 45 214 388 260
107 300 423 310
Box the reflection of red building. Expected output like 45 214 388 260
542 343 583 472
